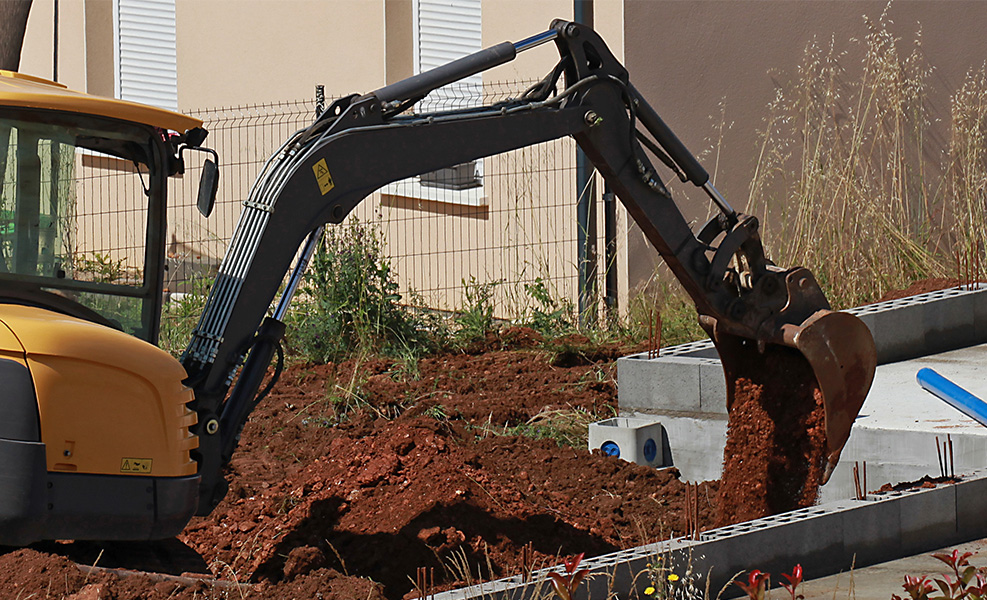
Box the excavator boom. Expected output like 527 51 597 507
181 20 877 513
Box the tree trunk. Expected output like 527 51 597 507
0 0 34 71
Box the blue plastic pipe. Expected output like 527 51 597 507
916 367 987 428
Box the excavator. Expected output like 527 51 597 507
0 20 875 545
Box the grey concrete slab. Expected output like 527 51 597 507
799 538 987 600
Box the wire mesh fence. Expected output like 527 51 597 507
166 81 613 320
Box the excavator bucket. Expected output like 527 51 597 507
786 310 877 481
711 309 876 485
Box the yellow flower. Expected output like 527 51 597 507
667 574 680 583
644 586 656 596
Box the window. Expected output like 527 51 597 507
0 110 162 339
113 0 178 111
382 0 487 209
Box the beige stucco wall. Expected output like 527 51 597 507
174 0 388 109
622 0 987 292
20 0 390 108
21 0 88 92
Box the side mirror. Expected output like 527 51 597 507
197 157 219 218
180 145 220 218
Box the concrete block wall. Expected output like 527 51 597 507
619 285 987 418
434 471 987 600
850 284 987 363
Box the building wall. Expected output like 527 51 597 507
622 0 987 292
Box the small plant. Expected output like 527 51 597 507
73 251 130 284
780 564 804 600
287 220 433 363
644 571 683 600
899 575 936 600
893 549 987 600
521 277 574 339
735 570 770 600
453 276 499 346
548 553 589 600
643 549 703 600
423 404 448 421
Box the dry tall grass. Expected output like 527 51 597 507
747 6 987 308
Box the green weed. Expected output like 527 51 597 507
453 276 499 346
520 277 575 339
286 220 434 363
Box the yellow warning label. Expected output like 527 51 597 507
120 458 152 474
313 158 335 195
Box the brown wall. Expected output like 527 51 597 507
623 0 987 291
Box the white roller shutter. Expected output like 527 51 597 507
415 0 482 111
114 0 178 111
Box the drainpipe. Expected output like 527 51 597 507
603 184 617 318
53 0 59 81
575 0 596 327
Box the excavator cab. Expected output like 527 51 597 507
0 71 209 545
0 107 164 338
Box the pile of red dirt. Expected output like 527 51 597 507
173 346 717 599
715 344 827 526
0 340 723 600
0 547 382 600
877 278 966 302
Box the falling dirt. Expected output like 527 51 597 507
715 344 827 527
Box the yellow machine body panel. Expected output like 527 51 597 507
0 317 27 364
0 305 198 477
0 70 202 133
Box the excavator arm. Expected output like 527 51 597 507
182 20 876 514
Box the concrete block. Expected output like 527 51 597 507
924 291 977 356
589 417 665 467
846 285 987 364
617 354 701 414
954 469 987 540
887 484 957 554
841 497 901 566
870 303 922 364
973 285 987 341
698 359 728 414
646 414 726 482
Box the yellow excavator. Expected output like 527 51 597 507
0 21 876 545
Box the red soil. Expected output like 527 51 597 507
878 278 965 302
0 336 717 600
